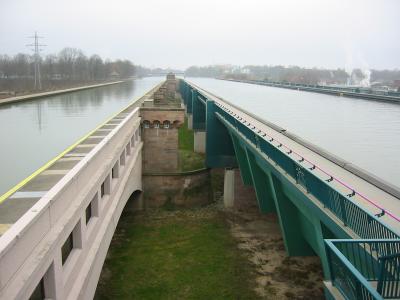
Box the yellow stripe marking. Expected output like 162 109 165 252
0 82 162 204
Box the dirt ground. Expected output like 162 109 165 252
224 208 324 299
96 201 324 299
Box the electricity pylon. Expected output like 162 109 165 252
27 32 45 90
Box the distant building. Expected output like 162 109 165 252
109 71 120 79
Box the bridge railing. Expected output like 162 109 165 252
325 239 400 299
0 107 142 296
223 78 400 99
214 102 399 240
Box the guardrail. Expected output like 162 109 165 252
221 79 400 103
325 239 400 299
213 105 399 240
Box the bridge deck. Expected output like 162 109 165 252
192 82 400 234
0 84 160 237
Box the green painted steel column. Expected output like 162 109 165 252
245 148 276 213
229 133 253 185
269 173 314 256
186 87 193 114
192 90 206 130
310 219 330 279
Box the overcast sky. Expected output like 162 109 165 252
0 0 399 70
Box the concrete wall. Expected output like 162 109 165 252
0 109 143 300
143 169 212 208
141 108 185 173
142 127 179 172
194 131 206 153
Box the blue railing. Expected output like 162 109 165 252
326 240 400 299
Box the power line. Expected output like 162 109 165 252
27 32 46 90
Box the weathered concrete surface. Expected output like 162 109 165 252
223 169 235 208
143 169 212 208
187 114 193 129
194 131 206 153
223 168 257 210
0 81 124 105
142 126 179 172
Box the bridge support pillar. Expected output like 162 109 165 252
223 168 258 209
269 174 314 256
194 130 206 153
187 114 193 129
223 168 235 208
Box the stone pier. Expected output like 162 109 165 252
223 168 257 210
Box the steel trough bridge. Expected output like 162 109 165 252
180 79 400 300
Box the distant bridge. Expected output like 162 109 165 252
180 79 400 300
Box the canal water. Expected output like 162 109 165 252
1 76 399 195
0 77 163 195
188 78 400 189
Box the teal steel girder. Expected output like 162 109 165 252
229 133 253 185
192 90 206 131
186 87 193 114
205 100 237 168
244 148 276 214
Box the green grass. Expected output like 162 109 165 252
178 117 194 151
95 210 259 300
178 117 205 171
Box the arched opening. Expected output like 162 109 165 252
153 120 160 129
163 120 170 129
173 120 180 128
143 120 150 129
123 190 143 214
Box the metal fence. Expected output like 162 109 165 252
326 240 400 299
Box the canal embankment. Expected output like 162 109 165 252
0 80 126 105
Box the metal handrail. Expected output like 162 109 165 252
326 239 400 299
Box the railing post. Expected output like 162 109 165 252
340 196 348 226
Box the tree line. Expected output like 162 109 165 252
0 48 135 93
185 65 400 89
